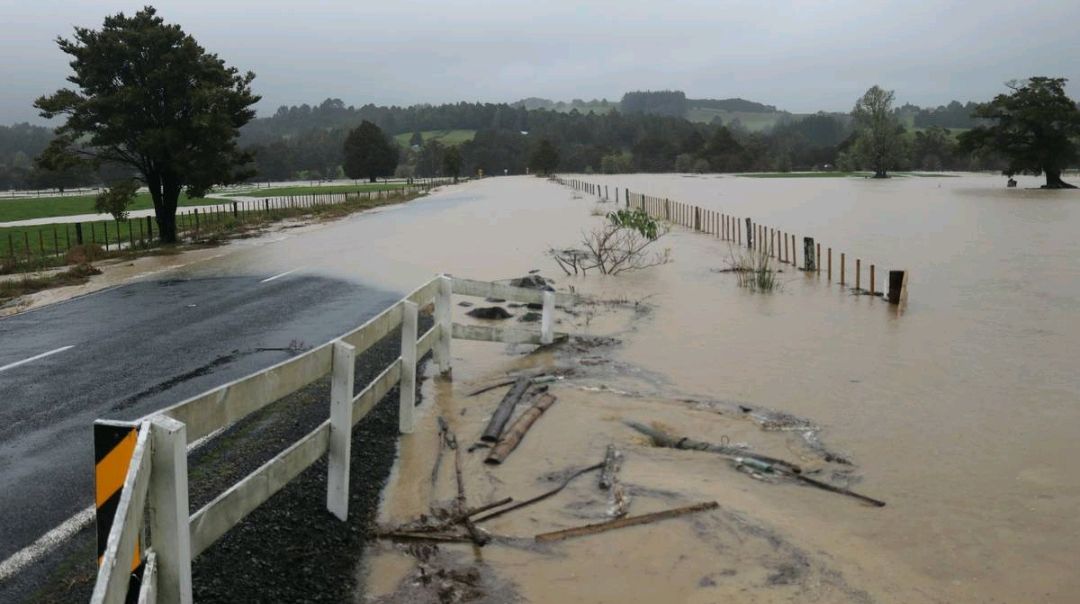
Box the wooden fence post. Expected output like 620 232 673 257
148 416 193 604
870 265 876 296
399 301 418 434
816 242 821 273
828 248 832 281
840 253 846 285
888 270 909 306
435 275 453 374
541 290 555 345
327 340 356 520
803 237 815 272
745 218 752 248
856 259 862 290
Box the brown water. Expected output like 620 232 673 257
115 175 1076 601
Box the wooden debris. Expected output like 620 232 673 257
485 393 558 465
431 416 450 488
473 463 603 524
793 473 886 507
624 420 801 474
480 377 532 442
534 501 719 543
453 436 490 546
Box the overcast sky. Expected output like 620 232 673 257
2 0 1078 124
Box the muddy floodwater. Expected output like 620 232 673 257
189 174 1077 602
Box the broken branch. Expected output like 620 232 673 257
480 377 532 442
534 501 719 543
472 462 603 524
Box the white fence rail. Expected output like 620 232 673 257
90 274 575 603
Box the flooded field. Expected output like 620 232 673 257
137 174 1077 601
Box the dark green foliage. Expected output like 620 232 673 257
851 86 906 178
342 121 398 182
913 101 982 129
409 131 424 147
34 7 258 243
608 209 659 240
94 179 138 220
911 126 957 170
529 139 559 175
415 139 445 177
442 146 462 181
959 77 1080 188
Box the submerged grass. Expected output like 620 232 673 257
726 244 781 293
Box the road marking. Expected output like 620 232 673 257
0 506 94 582
0 345 74 373
259 268 301 284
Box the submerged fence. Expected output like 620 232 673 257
0 179 458 274
89 275 575 604
555 176 909 306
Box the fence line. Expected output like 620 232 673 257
1 179 458 274
89 274 576 604
553 176 909 306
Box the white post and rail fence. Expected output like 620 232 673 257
89 274 573 604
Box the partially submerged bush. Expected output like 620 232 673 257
551 209 670 276
64 243 107 265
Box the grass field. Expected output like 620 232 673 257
393 129 476 147
0 192 218 223
225 183 408 198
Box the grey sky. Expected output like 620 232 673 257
2 0 1078 124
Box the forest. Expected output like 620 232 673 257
1 90 1004 190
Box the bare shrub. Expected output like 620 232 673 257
726 245 781 293
551 209 670 276
64 244 106 265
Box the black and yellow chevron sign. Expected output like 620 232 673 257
93 421 143 573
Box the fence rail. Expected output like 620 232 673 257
1 179 458 274
89 274 576 604
554 176 909 306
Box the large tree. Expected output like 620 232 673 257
35 6 258 243
851 85 906 178
529 139 559 175
442 146 462 182
959 77 1080 189
343 120 398 182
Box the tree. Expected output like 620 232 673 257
851 86 906 178
959 77 1080 188
442 146 462 182
35 7 258 243
343 120 398 182
409 130 424 147
912 126 956 170
529 139 559 175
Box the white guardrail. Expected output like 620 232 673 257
90 274 576 604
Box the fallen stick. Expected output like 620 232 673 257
599 444 629 518
480 377 532 442
624 421 801 474
380 532 475 543
453 433 490 546
793 473 886 507
467 374 561 397
485 393 558 465
472 462 603 524
534 501 719 543
431 416 450 488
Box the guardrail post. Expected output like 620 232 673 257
148 416 193 604
327 340 356 520
399 301 418 434
541 290 555 344
435 275 453 374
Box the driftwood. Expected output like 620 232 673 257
793 473 886 507
624 421 801 474
535 501 719 543
480 377 532 442
431 416 450 488
625 421 886 507
485 393 558 465
453 436 490 546
467 373 564 397
472 462 603 524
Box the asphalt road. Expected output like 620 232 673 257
0 266 402 563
